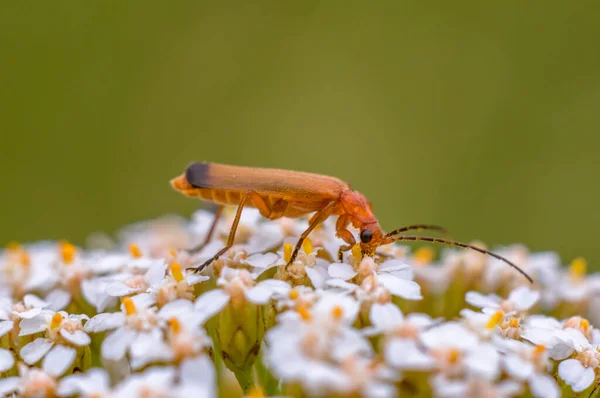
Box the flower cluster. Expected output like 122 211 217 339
1 208 599 397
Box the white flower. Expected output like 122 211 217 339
495 337 559 398
420 322 500 380
328 258 422 302
19 310 90 377
194 267 288 320
127 299 211 370
84 293 161 362
558 358 596 392
466 285 539 314
432 376 523 398
105 260 167 298
0 363 59 397
111 358 216 398
58 368 111 397
149 262 209 307
265 292 373 396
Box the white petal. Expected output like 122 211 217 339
370 303 403 331
0 320 14 338
106 282 141 297
558 359 595 392
465 291 501 309
128 293 155 310
465 343 499 380
180 355 216 387
130 330 173 370
529 373 560 398
0 377 19 396
385 338 434 370
23 294 50 309
84 312 125 332
420 322 478 350
328 263 357 280
184 273 210 285
508 286 540 311
526 314 562 329
326 279 358 291
194 289 230 318
243 252 279 269
502 354 533 380
102 328 137 361
14 307 43 319
60 329 91 346
45 289 71 311
305 266 328 289
18 315 47 336
245 280 289 304
379 259 413 279
59 368 110 396
20 338 54 365
0 348 14 372
43 345 76 377
377 274 422 300
158 299 194 319
145 261 168 285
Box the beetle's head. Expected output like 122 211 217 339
358 222 386 257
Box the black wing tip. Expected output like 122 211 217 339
185 162 211 188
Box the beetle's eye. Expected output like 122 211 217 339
360 230 373 243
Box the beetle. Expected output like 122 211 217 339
170 161 532 283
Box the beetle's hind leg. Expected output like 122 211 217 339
191 191 273 273
187 205 224 254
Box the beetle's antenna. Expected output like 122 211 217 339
391 235 533 284
385 224 448 238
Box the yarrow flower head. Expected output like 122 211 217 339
2 211 599 397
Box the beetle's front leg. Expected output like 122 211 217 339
336 231 356 262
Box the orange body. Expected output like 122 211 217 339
171 162 384 256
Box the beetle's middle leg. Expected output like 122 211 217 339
193 191 269 273
285 201 336 268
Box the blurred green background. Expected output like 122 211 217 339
2 2 599 267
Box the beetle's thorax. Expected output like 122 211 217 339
339 190 377 225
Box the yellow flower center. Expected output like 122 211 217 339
509 318 520 328
50 313 63 329
486 310 504 329
168 317 182 334
283 243 293 263
297 304 312 321
331 305 344 320
447 348 461 364
288 288 300 300
569 257 587 281
533 345 546 358
20 251 31 267
123 297 136 315
580 318 590 333
60 241 76 264
302 238 313 255
413 247 435 265
129 243 143 258
170 263 185 283
351 243 362 260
